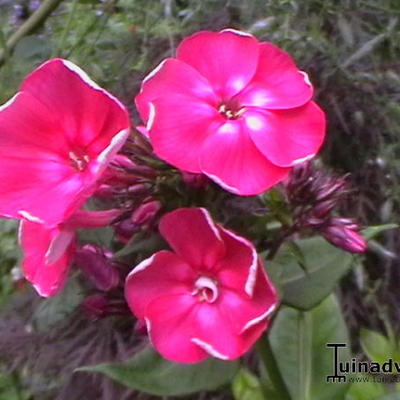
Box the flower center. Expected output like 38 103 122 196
69 151 90 172
218 101 246 120
192 276 218 303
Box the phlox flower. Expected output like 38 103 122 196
0 58 130 226
136 29 325 195
125 207 277 363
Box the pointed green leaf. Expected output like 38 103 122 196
78 345 239 396
267 237 354 310
268 295 350 400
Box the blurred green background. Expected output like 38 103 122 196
0 0 399 399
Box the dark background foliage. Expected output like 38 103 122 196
0 0 399 399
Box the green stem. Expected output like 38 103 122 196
52 0 79 57
0 0 64 67
258 334 292 400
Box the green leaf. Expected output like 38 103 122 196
268 294 350 400
360 329 397 364
113 232 165 259
33 277 84 332
267 237 354 310
362 224 398 241
78 345 239 396
232 368 264 400
347 374 386 400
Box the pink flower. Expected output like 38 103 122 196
19 209 121 297
125 208 277 363
0 59 130 226
136 29 325 195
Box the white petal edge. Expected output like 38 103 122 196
0 93 19 112
18 210 44 224
126 254 156 281
191 338 229 360
221 28 253 38
33 283 50 297
292 153 315 165
96 128 130 169
145 317 152 335
199 207 222 242
45 228 75 265
146 102 156 131
240 303 276 333
203 172 240 195
219 227 258 297
61 59 128 113
299 71 312 87
142 59 168 85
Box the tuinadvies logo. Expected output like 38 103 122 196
327 343 400 383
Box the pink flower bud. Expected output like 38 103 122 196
94 184 115 199
181 172 209 189
115 219 138 243
75 245 120 291
131 200 161 227
82 294 109 319
323 224 367 253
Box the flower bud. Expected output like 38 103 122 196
181 172 209 190
75 245 120 291
322 222 367 253
93 184 115 199
82 294 109 319
131 200 161 227
134 319 148 335
115 218 138 243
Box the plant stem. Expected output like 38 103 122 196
0 0 64 67
52 0 79 57
258 334 292 400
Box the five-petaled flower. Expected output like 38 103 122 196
125 207 278 363
0 58 130 227
136 29 326 195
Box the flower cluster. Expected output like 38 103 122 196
0 29 357 363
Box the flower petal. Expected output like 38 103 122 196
216 227 258 297
217 269 277 335
177 29 259 98
243 102 326 167
199 121 290 195
0 142 89 225
159 208 225 270
235 42 313 109
19 221 75 297
149 95 221 173
145 293 208 363
135 58 217 123
125 250 195 320
21 59 130 154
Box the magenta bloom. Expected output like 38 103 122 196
0 59 130 226
125 208 277 363
136 29 325 195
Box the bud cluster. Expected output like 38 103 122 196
285 162 367 253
